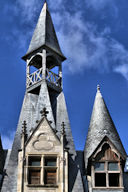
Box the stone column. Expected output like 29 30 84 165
26 59 30 89
59 64 62 88
42 49 46 80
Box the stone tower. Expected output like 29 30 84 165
1 1 85 192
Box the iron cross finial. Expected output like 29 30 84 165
40 107 49 117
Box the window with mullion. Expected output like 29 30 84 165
94 161 106 187
44 157 57 185
108 162 120 187
27 155 57 186
94 161 121 187
28 156 41 185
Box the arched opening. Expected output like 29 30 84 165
46 55 60 70
26 54 62 89
29 54 42 69
46 55 61 87
27 55 43 88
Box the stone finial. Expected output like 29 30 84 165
40 107 49 117
22 121 27 135
97 84 100 92
61 122 66 136
21 121 28 142
44 0 48 5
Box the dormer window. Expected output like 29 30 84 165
91 143 123 189
27 155 57 186
94 162 120 187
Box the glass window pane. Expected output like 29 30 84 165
44 170 56 184
94 162 105 171
45 158 56 166
109 173 119 186
95 173 106 187
29 157 41 166
28 170 40 184
108 163 119 171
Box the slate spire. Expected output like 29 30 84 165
84 85 127 169
23 1 65 60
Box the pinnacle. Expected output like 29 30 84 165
97 84 100 92
22 121 27 136
61 122 66 136
43 0 48 10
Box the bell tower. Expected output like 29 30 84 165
22 1 66 94
21 1 67 128
1 2 78 192
25 50 63 94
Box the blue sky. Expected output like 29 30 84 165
0 0 128 153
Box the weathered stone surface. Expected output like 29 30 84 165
17 117 68 192
56 92 76 156
32 80 55 130
1 93 39 192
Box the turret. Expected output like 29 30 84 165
84 85 126 191
22 1 66 94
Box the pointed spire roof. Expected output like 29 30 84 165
84 85 126 169
23 1 65 60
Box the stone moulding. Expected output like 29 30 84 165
33 132 54 151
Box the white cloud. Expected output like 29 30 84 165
111 40 128 79
3 0 128 80
16 0 41 22
1 132 15 149
50 3 128 79
114 64 128 80
86 0 113 10
109 39 128 79
49 0 63 10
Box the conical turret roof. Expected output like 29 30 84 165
23 1 65 60
84 85 126 169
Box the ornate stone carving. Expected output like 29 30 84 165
33 132 54 151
